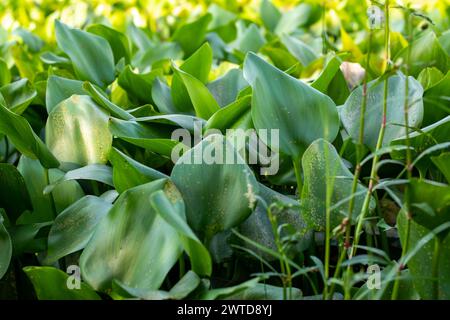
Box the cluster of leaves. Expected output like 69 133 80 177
1 0 450 300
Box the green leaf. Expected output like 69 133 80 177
135 42 183 71
13 27 44 52
0 58 11 86
199 277 260 300
281 34 318 67
237 183 312 261
152 77 177 114
118 65 163 105
24 266 101 300
172 14 212 57
205 95 251 132
274 3 321 35
301 139 375 230
243 52 339 158
391 115 450 160
311 54 350 105
171 62 220 119
109 147 167 193
226 283 302 300
171 43 213 113
171 134 259 241
398 210 450 299
422 71 450 126
0 216 12 279
109 117 178 157
80 179 184 291
341 74 424 151
432 153 450 184
395 31 448 77
40 52 71 68
0 78 36 115
417 67 444 90
46 95 112 168
150 189 212 276
407 179 450 234
260 0 281 32
207 69 248 108
46 196 112 263
87 24 131 64
17 156 84 223
55 20 115 87
0 163 32 223
46 76 85 114
44 164 113 195
82 81 133 120
232 23 266 55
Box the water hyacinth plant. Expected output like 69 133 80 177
0 0 450 301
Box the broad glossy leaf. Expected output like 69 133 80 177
44 164 113 195
118 65 163 105
432 153 450 183
135 42 183 71
46 76 85 114
17 156 84 224
80 179 184 291
281 34 318 67
0 216 11 279
398 210 450 299
46 196 112 263
204 95 251 132
40 52 71 68
82 81 133 120
152 78 177 114
150 189 212 276
87 24 131 64
407 179 450 234
24 266 101 300
109 117 178 157
274 3 321 35
395 31 448 77
232 23 265 55
311 55 350 105
0 163 32 223
417 67 444 90
172 63 220 119
301 139 375 230
109 147 167 193
207 68 248 108
135 114 203 132
237 183 312 261
172 14 212 57
422 71 450 126
9 221 52 255
341 74 424 151
243 52 339 158
260 0 281 32
171 43 213 113
46 95 112 168
0 78 36 115
55 20 115 87
171 134 259 241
